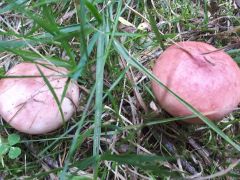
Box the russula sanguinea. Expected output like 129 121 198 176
152 41 240 123
0 62 79 134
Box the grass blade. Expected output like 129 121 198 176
84 0 102 24
70 32 99 79
0 24 92 51
0 0 27 14
147 9 165 50
59 85 96 179
5 48 73 69
36 64 65 125
93 26 105 159
101 153 178 176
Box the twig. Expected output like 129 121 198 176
188 137 211 166
189 159 240 180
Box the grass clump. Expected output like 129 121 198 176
0 0 240 179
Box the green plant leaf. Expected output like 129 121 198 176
8 134 20 146
8 147 21 159
0 144 9 155
0 68 5 76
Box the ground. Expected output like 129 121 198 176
0 0 240 179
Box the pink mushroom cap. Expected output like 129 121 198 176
152 41 240 123
0 62 80 134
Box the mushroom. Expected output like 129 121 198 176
0 62 79 134
152 41 240 123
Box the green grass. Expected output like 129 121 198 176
0 0 240 179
